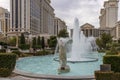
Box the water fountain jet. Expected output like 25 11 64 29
55 18 98 63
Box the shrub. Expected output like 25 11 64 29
0 49 6 53
113 73 120 80
12 50 21 56
19 44 30 50
95 71 113 80
0 68 11 77
106 50 118 55
34 45 41 49
0 53 16 77
10 48 18 51
103 55 120 72
36 50 50 56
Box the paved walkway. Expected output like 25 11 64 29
0 76 46 80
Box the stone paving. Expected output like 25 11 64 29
0 76 46 80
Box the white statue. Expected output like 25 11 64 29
57 38 70 73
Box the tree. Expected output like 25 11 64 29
48 36 57 48
58 29 69 38
8 37 16 46
37 36 41 45
96 38 102 50
20 33 25 45
96 33 112 50
41 36 45 49
35 36 41 49
32 37 37 48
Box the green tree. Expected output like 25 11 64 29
8 37 16 46
41 37 45 49
101 33 112 49
96 33 112 50
96 38 102 50
32 37 37 48
48 36 57 48
58 29 69 38
35 36 41 49
37 36 41 45
20 33 25 45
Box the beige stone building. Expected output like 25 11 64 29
0 7 10 37
81 23 99 37
54 17 67 36
111 21 120 40
99 0 120 40
99 0 119 29
10 0 55 36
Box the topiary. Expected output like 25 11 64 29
0 53 16 77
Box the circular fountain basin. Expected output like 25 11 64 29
54 57 98 63
67 57 98 62
15 53 104 79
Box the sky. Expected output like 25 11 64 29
0 0 120 29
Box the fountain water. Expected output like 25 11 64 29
55 18 98 62
15 18 104 78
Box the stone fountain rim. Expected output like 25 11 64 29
54 57 98 63
13 69 95 80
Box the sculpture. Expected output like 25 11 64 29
57 38 70 74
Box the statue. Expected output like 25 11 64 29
57 38 70 74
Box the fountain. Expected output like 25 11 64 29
15 18 104 79
55 18 98 63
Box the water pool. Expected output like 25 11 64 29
16 53 104 76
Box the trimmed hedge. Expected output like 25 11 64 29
12 50 21 56
0 53 16 77
113 73 120 80
0 68 11 77
19 44 30 50
36 50 51 56
0 49 6 53
95 71 120 80
95 71 113 80
103 55 120 72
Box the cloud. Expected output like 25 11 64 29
0 0 119 29
51 0 120 28
0 0 10 11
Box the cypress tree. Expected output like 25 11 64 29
41 36 45 49
20 33 25 44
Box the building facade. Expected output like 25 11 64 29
99 0 119 29
81 23 99 37
0 7 10 37
54 17 67 36
112 21 120 40
10 0 54 36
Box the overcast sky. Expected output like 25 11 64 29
0 0 120 28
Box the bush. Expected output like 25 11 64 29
95 71 120 80
34 45 41 49
0 49 6 53
0 53 16 77
106 50 118 55
36 50 51 56
0 68 11 77
113 73 120 80
19 44 30 50
12 50 21 56
95 71 113 80
10 48 18 51
103 55 120 72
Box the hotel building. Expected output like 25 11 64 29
0 7 10 37
99 0 119 29
54 17 67 36
10 0 55 36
